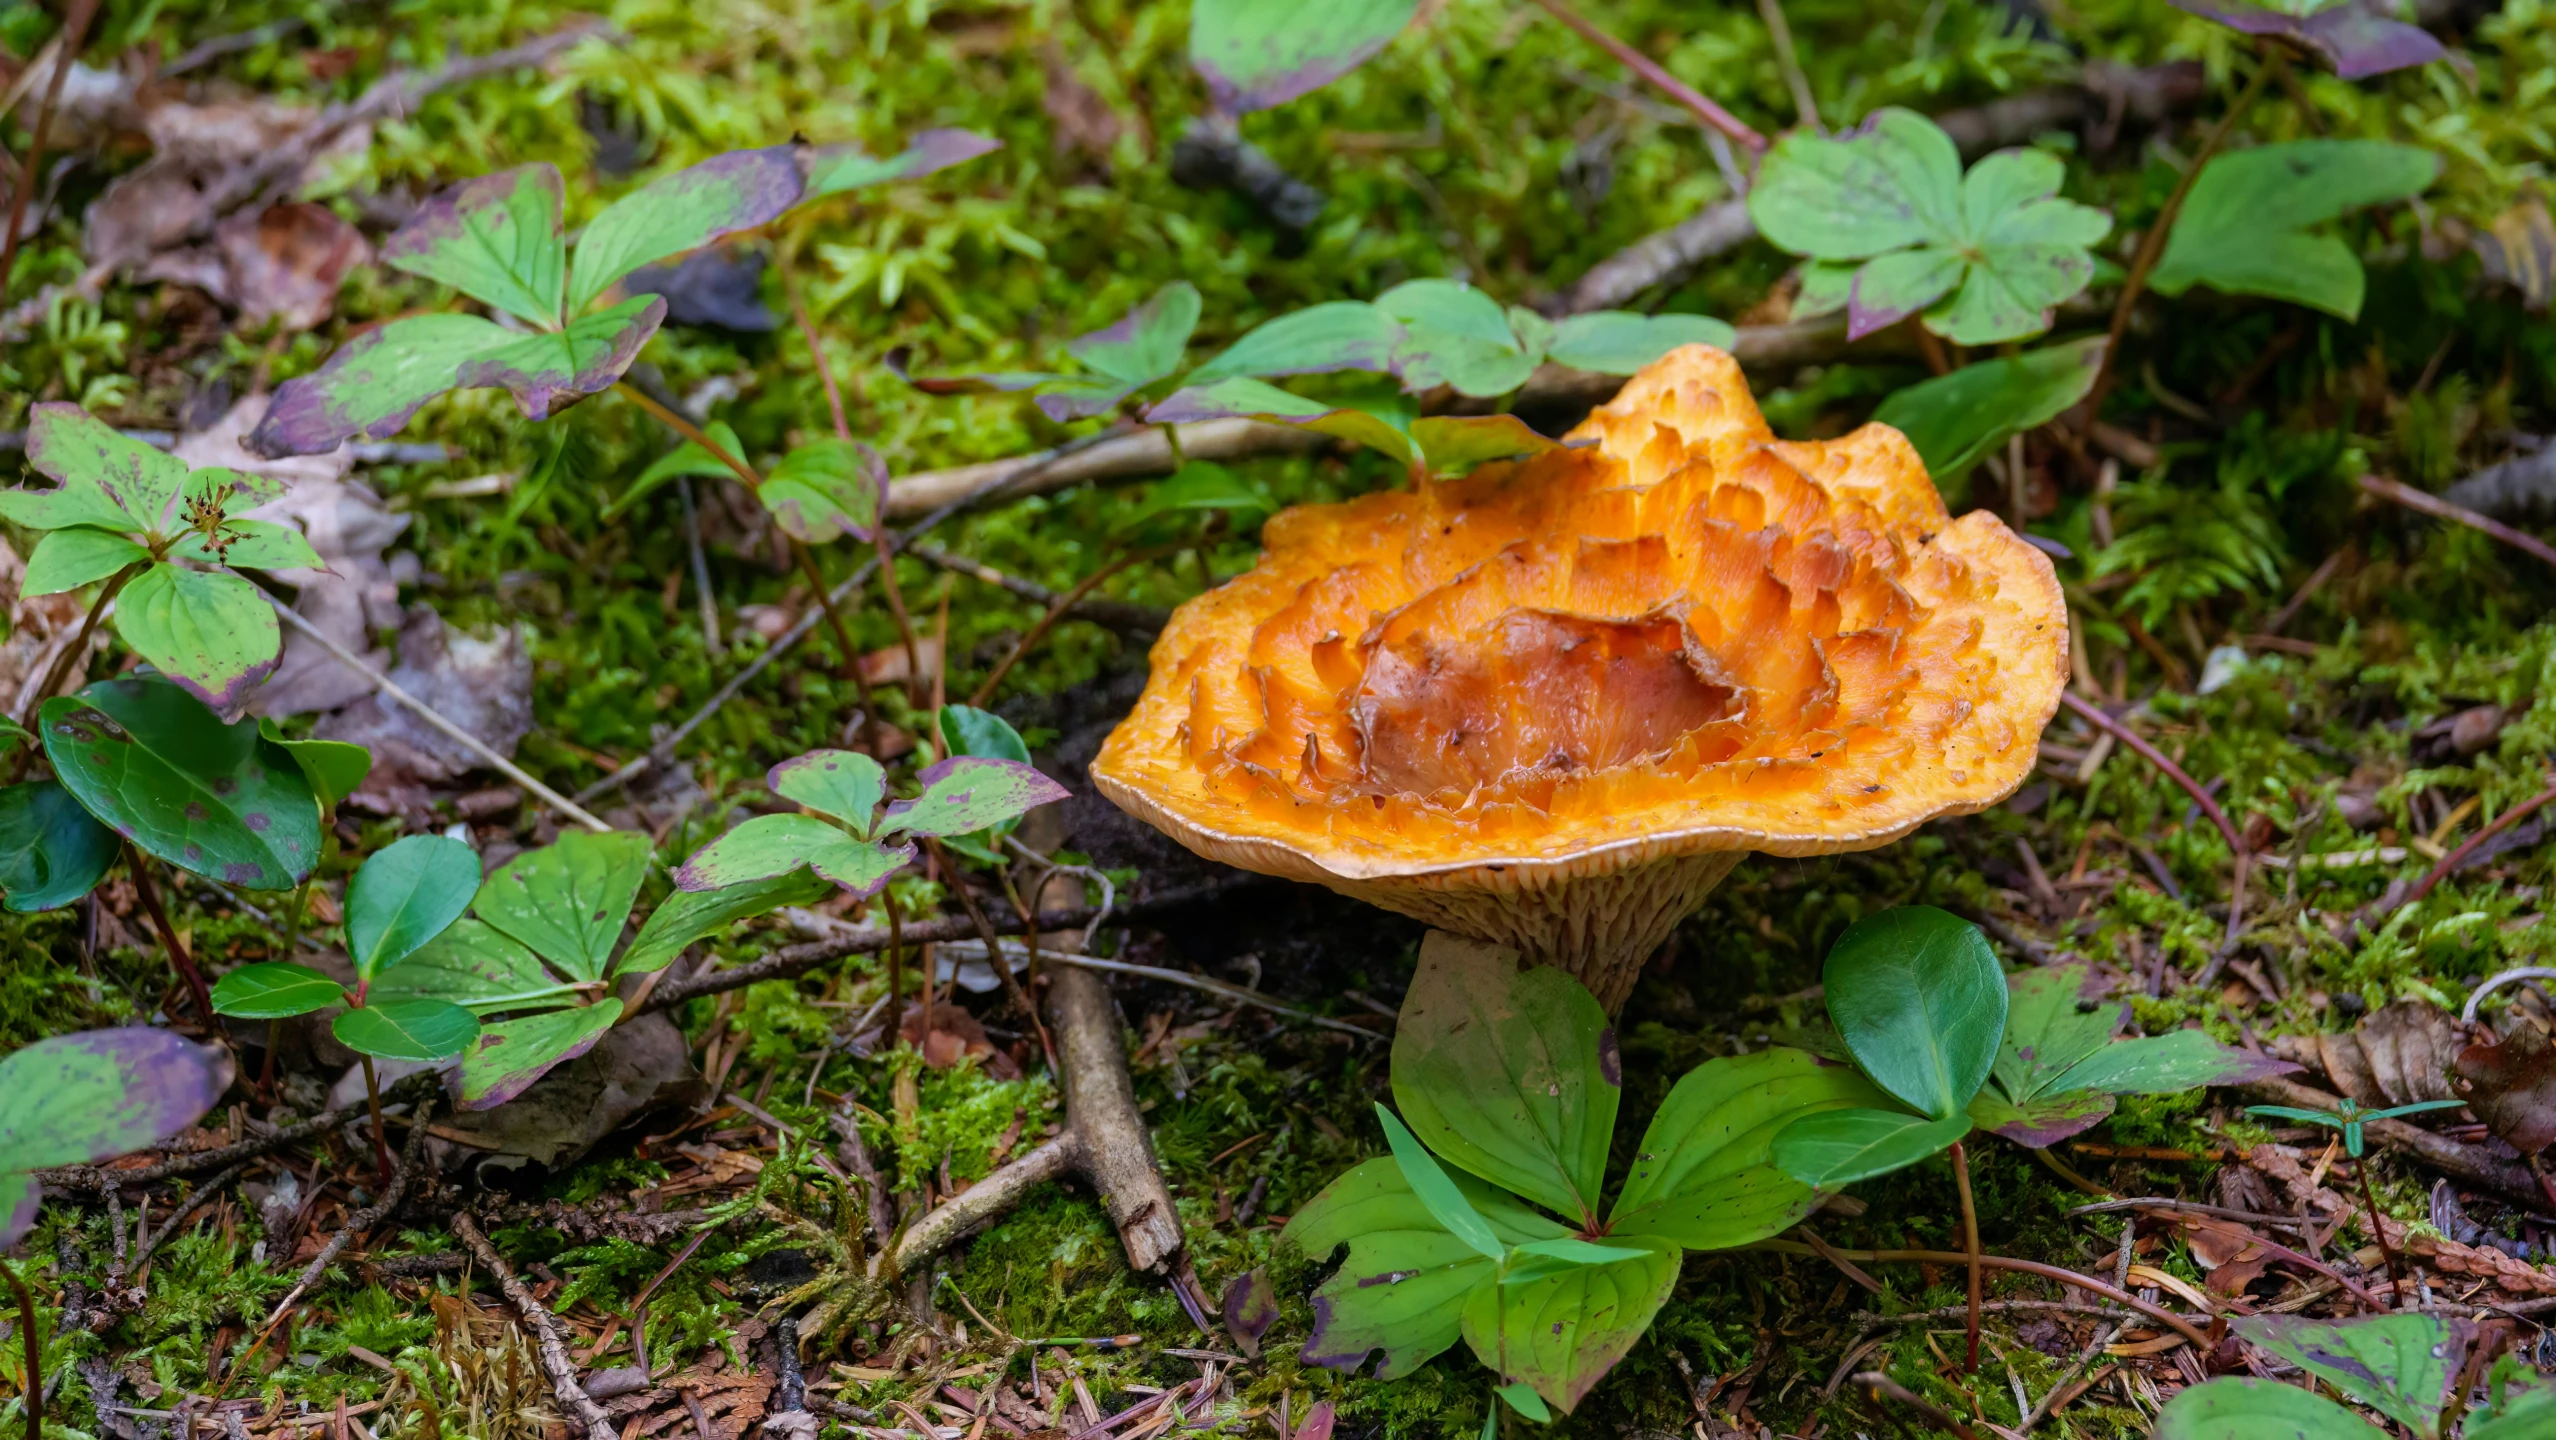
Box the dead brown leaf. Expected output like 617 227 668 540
2309 999 2462 1106
2452 1019 2556 1155
140 201 370 330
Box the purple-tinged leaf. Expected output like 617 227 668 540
167 517 325 573
1847 247 1963 339
112 563 283 712
674 812 844 891
1033 379 1141 422
382 164 568 328
799 129 1002 201
247 313 518 458
881 346 1060 397
454 1000 623 1110
567 147 804 315
1290 1401 1336 1440
880 757 1069 838
1221 1269 1280 1358
1406 416 1556 477
1968 1085 2116 1149
0 1172 34 1252
1992 962 2124 1103
768 749 887 834
2172 0 2446 78
368 920 576 1014
1748 109 1957 261
41 678 321 890
2231 1312 2473 1438
809 838 914 899
474 831 652 985
759 441 884 545
454 294 669 422
1458 1234 1681 1415
1067 282 1202 388
619 870 830 977
1187 302 1403 384
1190 0 1421 114
9 403 163 532
1149 377 1420 471
0 1026 232 1173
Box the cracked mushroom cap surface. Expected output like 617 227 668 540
1093 345 2068 1009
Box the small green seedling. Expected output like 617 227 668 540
1748 108 2110 345
248 131 997 458
2171 0 2446 79
2245 1092 2463 1286
611 426 887 550
675 749 1069 901
1970 960 2296 1149
1286 935 1887 1417
0 1028 229 1440
377 830 825 1108
211 834 482 1173
2156 1312 2549 1440
3 405 322 708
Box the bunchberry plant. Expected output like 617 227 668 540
675 749 1068 901
4 405 322 708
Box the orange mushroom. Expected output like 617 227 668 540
1092 346 2068 1011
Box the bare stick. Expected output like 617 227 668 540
675 476 722 657
37 1072 440 1192
921 838 1053 1061
2022 1220 2135 1431
2058 691 2244 858
888 1134 1083 1279
1529 0 1765 150
264 597 612 833
0 0 100 301
2362 473 2556 575
1755 0 1822 132
1951 1141 1983 1373
1757 1241 2210 1346
1048 963 1185 1273
257 1098 436 1334
358 1056 392 1183
452 1213 618 1440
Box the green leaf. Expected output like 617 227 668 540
209 962 344 1019
618 870 830 977
332 998 480 1062
21 528 149 596
939 706 1031 766
2045 1028 2296 1097
1495 1385 1552 1423
768 749 887 835
0 1027 228 1197
247 314 519 458
111 563 283 711
798 129 1001 202
7 404 158 532
1773 1107 1972 1187
1749 109 2108 343
2153 1378 2392 1440
1185 301 1402 383
2467 1356 2556 1440
1117 463 1273 537
1148 377 1421 470
673 812 844 890
2231 1313 2471 1439
1375 1104 1505 1261
567 147 802 316
1408 415 1557 477
1990 961 2122 1104
454 999 623 1109
380 164 567 327
1544 312 1737 374
1378 280 1539 396
1188 0 1419 112
0 780 117 912
457 294 671 422
758 440 882 545
344 834 482 983
170 517 325 572
473 831 652 984
1795 259 1859 318
1966 1086 2116 1149
1459 1234 1681 1416
1058 281 1200 394
881 756 1069 838
1283 1157 1569 1380
807 837 915 900
368 919 580 1015
1392 932 1616 1226
1609 1048 1893 1247
255 720 371 813
2150 140 2439 321
1822 905 2006 1119
606 420 745 520
41 678 320 889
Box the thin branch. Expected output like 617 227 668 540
257 1098 437 1333
2403 775 2556 912
265 597 613 833
1761 1240 2212 1347
968 543 1183 705
0 0 100 301
2362 473 2556 574
1755 0 1823 132
1529 0 1766 150
452 1213 618 1440
2058 691 2244 858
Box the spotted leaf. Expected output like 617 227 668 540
40 678 320 890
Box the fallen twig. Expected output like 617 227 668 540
1759 1239 2212 1347
452 1212 618 1440
2403 776 2556 914
2362 473 2556 573
257 1097 438 1333
1527 0 1763 150
2059 691 2245 859
2021 1220 2135 1432
0 0 99 300
37 1070 441 1193
266 596 612 833
2463 965 2556 1024
1851 1372 1982 1440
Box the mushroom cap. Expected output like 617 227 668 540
1093 346 2067 996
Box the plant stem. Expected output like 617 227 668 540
1528 0 1765 151
13 560 142 755
360 1054 392 1184
1951 1140 1984 1373
0 0 102 304
125 846 214 1025
2083 53 2274 418
2356 1154 2404 1291
882 884 906 1046
2 1255 40 1440
969 543 1183 707
786 288 926 703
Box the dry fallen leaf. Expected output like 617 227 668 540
2451 1019 2556 1155
2311 999 2462 1107
314 605 535 815
139 202 371 330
